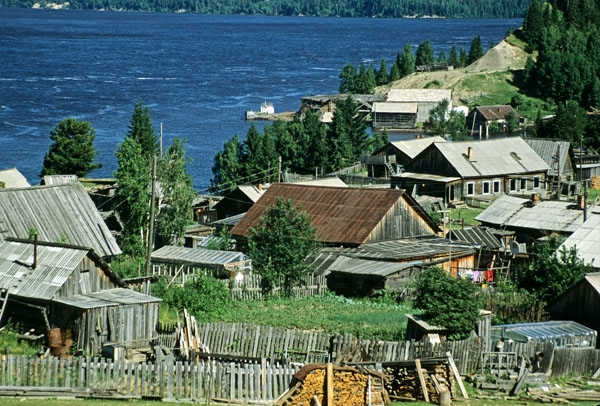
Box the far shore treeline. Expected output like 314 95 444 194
1 0 530 19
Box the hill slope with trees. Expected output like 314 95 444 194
1 0 530 18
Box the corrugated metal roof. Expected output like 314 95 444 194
432 137 550 178
151 245 249 266
293 177 348 188
449 227 503 250
387 89 452 103
237 185 265 203
231 184 438 246
584 273 600 294
0 183 122 258
389 136 447 159
0 240 87 300
327 255 414 277
54 288 161 309
524 138 572 177
558 214 600 267
492 320 596 342
0 168 31 188
349 236 477 261
212 212 246 227
42 175 78 185
372 102 418 114
476 195 586 233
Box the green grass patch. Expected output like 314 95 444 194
448 205 486 229
203 294 413 341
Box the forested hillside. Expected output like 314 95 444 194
1 0 530 18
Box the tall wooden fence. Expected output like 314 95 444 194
0 355 298 403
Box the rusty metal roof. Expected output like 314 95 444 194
230 184 437 246
474 105 521 120
0 183 121 258
0 240 87 300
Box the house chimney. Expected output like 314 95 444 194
257 183 263 191
467 147 473 159
531 193 540 206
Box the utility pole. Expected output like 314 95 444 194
278 156 282 183
145 155 157 277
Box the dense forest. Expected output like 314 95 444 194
1 0 531 18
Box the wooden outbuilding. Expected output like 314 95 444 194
466 105 523 138
0 167 31 188
231 184 440 248
0 239 160 355
547 273 600 333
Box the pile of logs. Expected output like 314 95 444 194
381 358 455 403
276 363 389 406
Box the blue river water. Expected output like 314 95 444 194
0 8 522 191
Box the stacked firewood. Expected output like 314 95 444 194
381 359 454 403
276 364 389 406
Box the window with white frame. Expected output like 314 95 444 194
483 181 491 195
466 182 475 196
510 178 517 192
493 179 501 194
521 178 528 190
533 176 541 189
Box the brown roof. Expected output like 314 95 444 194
474 105 520 121
231 184 427 246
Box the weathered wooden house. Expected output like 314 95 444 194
466 105 523 138
475 194 592 243
230 184 440 248
0 239 160 355
547 273 600 333
0 167 31 188
151 245 252 283
0 183 122 259
214 184 266 220
524 138 574 197
392 137 550 204
557 213 600 268
299 94 382 121
385 89 452 124
364 136 446 178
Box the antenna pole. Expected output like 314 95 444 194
145 155 157 277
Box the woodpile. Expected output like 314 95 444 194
177 309 210 361
276 363 389 406
381 358 456 403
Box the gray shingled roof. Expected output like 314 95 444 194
326 255 414 277
0 240 89 300
0 183 121 258
558 214 600 267
524 138 572 177
151 245 249 267
476 195 586 233
432 137 550 178
389 136 447 159
54 288 161 309
449 227 503 250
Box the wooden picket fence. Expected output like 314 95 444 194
221 274 329 300
0 355 299 403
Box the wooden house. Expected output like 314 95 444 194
466 105 523 138
364 137 446 178
475 194 591 243
391 137 550 204
230 184 440 248
547 273 600 333
524 138 574 197
151 245 252 283
385 89 452 124
0 239 160 355
0 167 31 189
299 94 383 121
0 183 122 259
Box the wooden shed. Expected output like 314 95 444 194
231 184 440 249
151 245 252 283
0 239 160 355
547 273 600 333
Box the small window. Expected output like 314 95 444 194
521 178 527 190
493 180 501 194
483 181 491 195
533 176 541 189
466 182 475 196
509 179 517 192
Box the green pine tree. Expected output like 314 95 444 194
41 118 101 178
